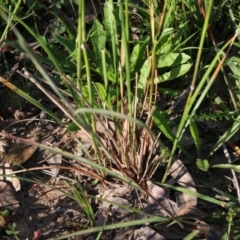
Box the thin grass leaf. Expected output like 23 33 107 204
198 180 239 204
47 216 169 240
0 0 22 43
209 115 240 156
212 164 240 173
0 5 64 73
183 230 199 240
189 121 201 157
163 24 235 182
68 180 95 227
38 36 76 71
160 183 233 208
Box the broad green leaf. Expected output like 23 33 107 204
95 82 107 100
157 28 175 44
137 57 151 90
212 164 240 173
130 36 150 74
54 35 75 54
156 28 175 54
155 63 192 82
130 43 140 73
157 53 191 68
68 122 80 132
104 2 116 38
103 0 118 82
91 19 106 62
196 159 209 172
229 56 240 64
107 69 117 82
95 82 112 109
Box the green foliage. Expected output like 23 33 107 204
0 209 9 217
6 223 19 240
0 209 7 231
196 159 210 172
24 0 42 11
189 121 201 157
91 20 106 65
156 52 192 82
138 31 193 91
68 180 96 228
191 110 240 122
212 163 240 173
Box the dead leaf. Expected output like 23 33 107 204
3 133 39 168
6 142 38 167
169 159 197 211
0 163 21 191
147 180 178 216
46 153 62 179
98 196 130 213
32 229 41 240
133 226 165 240
0 180 19 208
0 139 8 153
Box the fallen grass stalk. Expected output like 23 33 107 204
47 216 170 240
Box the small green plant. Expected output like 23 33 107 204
227 206 240 239
6 223 19 240
0 208 19 239
68 179 95 228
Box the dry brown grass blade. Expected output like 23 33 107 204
11 165 105 183
137 107 156 177
140 132 162 183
